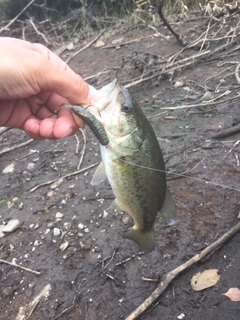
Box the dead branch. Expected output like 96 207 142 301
65 29 106 63
0 138 34 156
0 0 36 34
161 93 240 110
28 17 49 44
158 3 186 46
126 221 240 320
101 35 154 49
30 162 98 192
0 258 41 275
211 123 240 139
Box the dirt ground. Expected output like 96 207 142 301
0 12 240 320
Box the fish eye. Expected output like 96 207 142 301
122 103 132 113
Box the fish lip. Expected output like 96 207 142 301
97 79 120 112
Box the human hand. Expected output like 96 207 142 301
0 37 100 139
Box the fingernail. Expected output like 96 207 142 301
87 85 103 103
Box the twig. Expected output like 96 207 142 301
28 17 49 44
126 222 240 320
235 63 240 84
0 138 34 156
158 3 186 46
0 0 36 33
30 162 98 192
161 93 240 110
101 36 153 49
0 258 41 275
77 128 87 170
211 123 240 139
66 29 106 63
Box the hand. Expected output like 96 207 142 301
0 37 100 139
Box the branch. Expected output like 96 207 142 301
0 0 36 34
126 222 240 320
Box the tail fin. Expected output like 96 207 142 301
123 228 155 252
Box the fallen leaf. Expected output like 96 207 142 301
223 288 240 302
191 269 220 291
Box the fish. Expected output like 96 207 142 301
89 79 176 252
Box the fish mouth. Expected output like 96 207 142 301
97 79 120 112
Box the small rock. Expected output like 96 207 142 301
67 42 74 50
103 210 109 218
47 190 54 197
50 177 63 189
56 212 63 219
95 40 105 48
200 91 214 101
53 228 61 236
2 163 15 174
122 215 131 225
84 227 89 233
177 314 185 319
33 240 40 246
174 80 184 88
18 202 24 210
2 219 21 233
45 228 50 235
78 223 84 229
27 162 35 170
60 242 69 251
112 38 123 45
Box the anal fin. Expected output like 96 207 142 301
159 188 177 225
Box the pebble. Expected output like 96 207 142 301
122 215 131 225
174 80 184 88
60 242 69 251
2 163 15 174
177 314 185 319
53 228 61 236
78 223 84 229
56 212 63 219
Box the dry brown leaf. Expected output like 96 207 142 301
223 288 240 302
191 269 221 291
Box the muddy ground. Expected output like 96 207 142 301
0 12 240 320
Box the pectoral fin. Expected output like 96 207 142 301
91 161 107 185
108 199 122 211
159 188 177 225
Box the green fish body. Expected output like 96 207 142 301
91 79 176 251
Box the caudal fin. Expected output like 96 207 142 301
123 228 155 252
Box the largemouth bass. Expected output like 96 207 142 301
88 79 176 252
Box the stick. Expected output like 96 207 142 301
160 93 240 110
0 258 41 275
158 3 186 46
30 162 98 192
0 0 36 33
126 222 240 320
211 123 240 139
65 29 106 63
0 138 34 156
101 35 154 49
28 17 49 44
235 63 240 84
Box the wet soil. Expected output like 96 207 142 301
0 14 240 320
